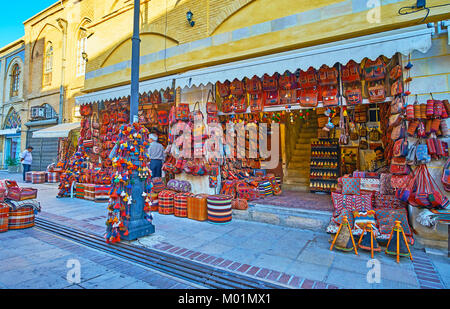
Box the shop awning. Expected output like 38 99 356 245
32 122 80 138
175 25 433 88
0 128 19 136
75 75 176 105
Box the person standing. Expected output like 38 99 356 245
148 133 165 178
20 146 33 181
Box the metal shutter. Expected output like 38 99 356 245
26 132 59 172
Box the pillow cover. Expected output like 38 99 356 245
360 178 380 192
354 194 373 212
374 192 406 209
379 173 394 195
375 208 412 236
341 177 361 195
332 208 354 228
353 210 377 229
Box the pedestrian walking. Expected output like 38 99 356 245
20 146 33 181
148 133 165 178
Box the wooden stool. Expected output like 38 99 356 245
357 223 381 258
330 216 358 255
385 221 413 263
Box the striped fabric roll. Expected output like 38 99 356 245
0 203 8 232
150 193 159 212
207 194 233 224
95 185 111 203
31 172 46 184
75 183 85 199
46 172 60 183
258 181 273 197
151 177 165 194
174 192 193 217
84 184 96 201
25 172 33 183
158 190 176 215
8 206 34 230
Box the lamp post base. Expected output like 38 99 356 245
121 218 155 241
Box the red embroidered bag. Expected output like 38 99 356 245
363 57 386 81
298 67 318 88
249 93 264 112
298 88 319 107
322 85 339 107
232 96 248 113
278 72 297 90
318 65 338 86
246 76 262 94
345 86 362 105
176 103 190 121
262 74 278 92
217 81 231 98
157 111 169 126
341 60 361 83
230 79 246 96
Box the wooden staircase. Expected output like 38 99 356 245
283 114 318 192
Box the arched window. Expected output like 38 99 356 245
4 109 21 130
76 29 87 76
10 64 20 97
43 42 53 85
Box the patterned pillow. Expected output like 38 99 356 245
379 173 394 195
341 177 361 195
375 208 412 236
354 194 373 212
353 210 377 229
332 193 359 215
332 208 354 227
374 192 406 209
360 178 380 192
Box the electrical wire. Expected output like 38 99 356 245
398 3 450 24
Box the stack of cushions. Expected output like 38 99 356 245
8 206 35 230
258 180 273 197
94 185 111 203
75 183 85 199
84 184 96 201
0 203 9 232
158 190 176 215
31 172 46 184
206 194 233 224
328 175 413 244
151 177 165 194
46 172 60 183
187 194 209 221
174 192 194 217
25 172 33 183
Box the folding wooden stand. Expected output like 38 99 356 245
357 223 381 258
330 216 358 255
385 221 413 263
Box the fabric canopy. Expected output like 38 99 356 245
75 75 176 106
32 122 80 138
175 24 433 88
0 128 19 136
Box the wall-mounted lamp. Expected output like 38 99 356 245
186 10 195 27
82 52 88 62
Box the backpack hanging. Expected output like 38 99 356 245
298 87 319 108
322 85 339 107
230 78 246 96
341 60 361 83
176 103 190 121
368 82 386 103
318 65 338 86
206 89 218 114
298 67 318 88
363 57 386 82
345 85 362 105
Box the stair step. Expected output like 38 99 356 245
284 177 310 185
281 183 310 192
289 162 310 168
292 149 310 156
287 169 310 177
290 156 310 163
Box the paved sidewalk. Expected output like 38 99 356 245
1 171 449 289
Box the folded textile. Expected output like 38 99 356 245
5 199 41 212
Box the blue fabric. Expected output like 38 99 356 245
22 164 31 181
150 159 163 178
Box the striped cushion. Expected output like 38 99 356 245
158 190 176 215
31 172 46 184
150 193 159 212
75 183 85 199
0 203 8 232
207 195 233 224
95 185 111 202
46 172 61 183
25 172 33 183
174 193 193 217
8 207 34 230
84 184 96 201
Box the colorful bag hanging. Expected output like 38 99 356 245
389 64 402 80
368 82 386 103
298 87 319 107
318 65 338 86
246 76 263 93
391 96 404 115
150 90 162 104
345 86 362 105
217 80 231 98
322 85 339 107
363 57 386 81
416 143 430 162
341 60 361 83
426 99 435 119
157 110 169 126
230 78 246 96
262 73 278 92
298 67 318 88
232 95 249 113
420 103 427 120
263 90 279 106
205 89 218 115
278 71 297 90
434 100 443 118
406 104 415 121
390 80 403 97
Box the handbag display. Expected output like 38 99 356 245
341 60 361 83
345 86 363 105
389 65 402 80
318 65 338 86
230 78 246 96
298 87 319 108
206 89 218 114
298 67 318 88
176 103 190 121
390 80 403 97
322 85 339 107
363 57 386 81
368 82 386 103
217 81 231 98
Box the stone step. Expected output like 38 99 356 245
233 203 332 232
295 142 312 149
286 169 310 177
280 183 310 192
289 161 310 169
290 155 311 163
284 177 310 185
292 149 311 156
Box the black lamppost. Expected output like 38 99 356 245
121 0 155 241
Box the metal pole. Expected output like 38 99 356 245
122 0 155 241
130 0 141 124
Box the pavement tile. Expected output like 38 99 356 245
284 261 329 282
277 273 292 285
325 268 373 289
256 268 271 279
246 266 260 276
266 270 281 281
301 279 315 289
288 276 302 288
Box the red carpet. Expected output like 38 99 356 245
251 190 333 212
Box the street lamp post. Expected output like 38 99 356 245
121 0 155 241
